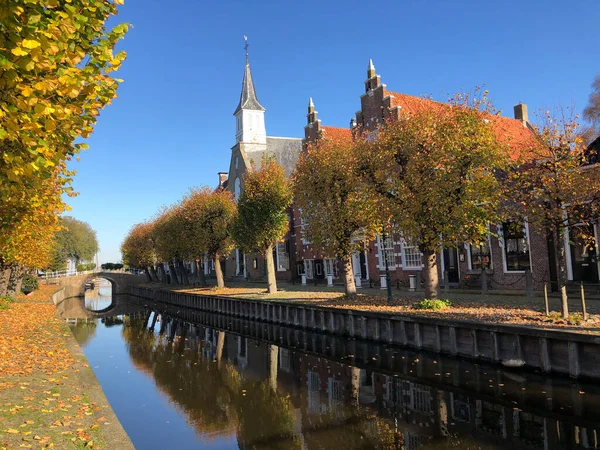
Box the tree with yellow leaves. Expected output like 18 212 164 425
508 108 600 318
231 159 292 294
294 134 383 296
357 91 511 298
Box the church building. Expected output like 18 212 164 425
221 51 302 281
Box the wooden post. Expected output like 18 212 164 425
580 282 588 320
544 283 550 316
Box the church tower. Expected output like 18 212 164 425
233 45 266 146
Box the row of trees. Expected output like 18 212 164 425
296 93 600 318
123 92 599 318
0 1 128 297
121 160 293 294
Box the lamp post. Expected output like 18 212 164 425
382 227 393 303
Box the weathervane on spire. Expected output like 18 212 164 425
244 35 248 63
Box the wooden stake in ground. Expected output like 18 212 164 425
544 282 550 316
581 282 588 320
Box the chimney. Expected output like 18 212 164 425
218 172 228 188
514 103 528 126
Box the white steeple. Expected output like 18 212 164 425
234 38 266 145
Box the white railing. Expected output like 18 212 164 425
38 269 99 280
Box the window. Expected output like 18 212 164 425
378 235 396 269
307 371 322 415
503 222 530 271
469 242 491 271
304 260 314 279
236 249 245 276
279 348 291 372
402 243 422 269
315 261 323 276
235 155 239 169
234 177 241 200
297 263 305 276
324 258 337 278
299 209 310 245
276 242 289 271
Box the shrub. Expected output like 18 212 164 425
76 262 97 272
414 298 453 311
544 311 585 325
21 274 38 290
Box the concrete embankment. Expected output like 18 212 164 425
132 286 600 380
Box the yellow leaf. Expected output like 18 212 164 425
21 40 41 49
5 428 19 434
21 87 33 97
114 0 124 4
11 47 28 56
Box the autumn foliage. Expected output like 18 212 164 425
0 0 129 296
231 158 293 294
294 133 382 296
357 91 512 298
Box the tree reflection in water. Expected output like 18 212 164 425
106 304 600 450
120 314 398 449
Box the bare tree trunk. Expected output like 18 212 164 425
178 260 190 285
269 344 279 392
168 261 179 284
149 266 159 282
265 245 277 294
6 265 23 298
342 254 357 297
144 268 152 282
0 265 12 298
214 255 225 288
195 260 207 287
216 331 225 368
555 226 569 318
423 249 439 299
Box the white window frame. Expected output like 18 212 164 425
304 259 314 279
499 221 532 274
235 248 246 277
401 241 422 270
275 242 289 272
324 258 337 278
376 234 396 269
466 234 493 271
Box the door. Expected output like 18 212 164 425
443 248 460 283
570 224 599 282
352 248 368 280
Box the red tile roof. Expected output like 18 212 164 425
320 125 353 142
387 91 541 161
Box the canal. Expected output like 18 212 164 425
61 281 600 449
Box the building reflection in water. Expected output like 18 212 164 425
77 299 600 450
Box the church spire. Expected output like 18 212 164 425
234 36 266 145
233 37 265 116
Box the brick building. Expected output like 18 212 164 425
296 60 600 291
216 55 600 292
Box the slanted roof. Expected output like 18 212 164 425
320 126 353 142
387 91 541 161
244 137 303 177
234 62 265 115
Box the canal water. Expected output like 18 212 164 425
64 281 600 449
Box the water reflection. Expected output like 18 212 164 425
71 299 600 450
84 277 113 311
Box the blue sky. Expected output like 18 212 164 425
66 0 600 264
